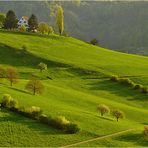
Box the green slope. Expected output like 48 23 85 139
0 31 147 147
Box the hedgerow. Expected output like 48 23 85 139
110 75 148 94
0 94 80 134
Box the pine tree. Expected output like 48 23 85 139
4 10 18 29
28 14 38 32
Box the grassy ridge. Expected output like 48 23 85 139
0 31 147 146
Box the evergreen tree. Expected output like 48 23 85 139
4 10 18 29
28 14 38 32
56 6 64 35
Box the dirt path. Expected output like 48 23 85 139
61 129 134 147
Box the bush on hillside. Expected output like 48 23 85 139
1 94 19 110
19 25 26 32
49 116 70 129
9 99 19 109
65 123 80 134
118 78 135 86
26 106 42 119
134 84 143 90
39 114 49 124
1 94 12 107
90 38 98 45
141 86 148 93
144 126 148 138
63 31 70 37
38 62 47 72
110 75 119 82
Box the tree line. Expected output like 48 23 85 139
0 5 65 35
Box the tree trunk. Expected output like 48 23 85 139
33 88 36 95
117 118 119 122
10 81 12 87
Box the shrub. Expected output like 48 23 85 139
17 106 29 116
19 25 26 32
26 106 42 119
49 116 70 129
47 26 54 35
47 116 79 133
110 75 119 82
144 126 148 138
1 94 13 107
118 78 134 86
63 31 70 37
55 116 70 125
39 114 49 124
38 62 47 72
1 94 18 110
9 99 19 109
141 86 148 93
134 84 143 90
65 123 80 134
90 38 98 45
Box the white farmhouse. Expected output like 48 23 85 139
17 16 29 29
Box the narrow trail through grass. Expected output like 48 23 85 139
61 129 135 147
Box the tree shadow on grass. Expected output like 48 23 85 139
95 115 114 122
141 122 148 125
0 109 62 135
114 132 148 147
87 79 148 102
6 86 31 95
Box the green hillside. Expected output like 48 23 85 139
0 31 147 147
1 1 148 55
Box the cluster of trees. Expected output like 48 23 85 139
0 5 65 35
0 64 47 95
97 104 125 122
0 94 80 134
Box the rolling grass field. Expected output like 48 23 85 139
0 30 147 147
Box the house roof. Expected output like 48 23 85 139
22 16 29 20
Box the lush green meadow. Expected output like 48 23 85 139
0 31 147 147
